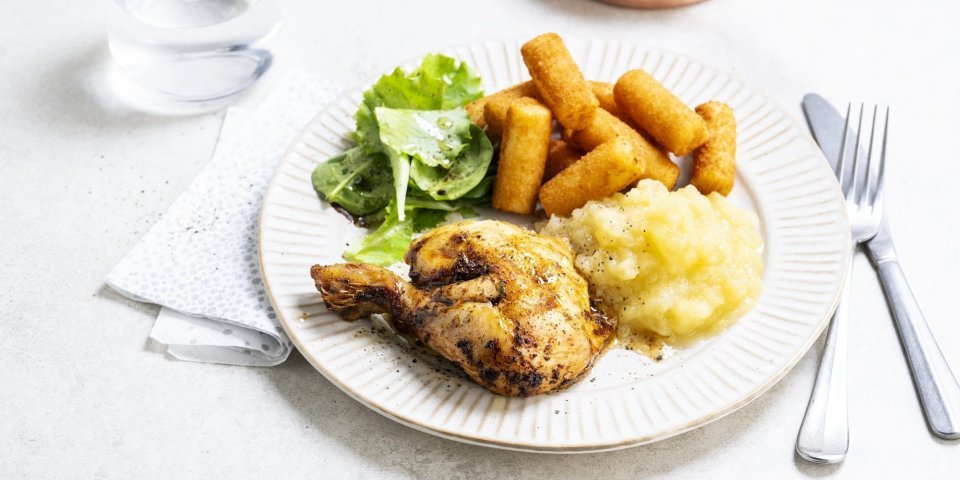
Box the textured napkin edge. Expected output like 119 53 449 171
102 104 289 356
145 107 289 366
105 71 343 366
154 308 286 367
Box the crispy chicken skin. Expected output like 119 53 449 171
310 220 614 397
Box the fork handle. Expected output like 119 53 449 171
872 255 960 440
796 250 851 464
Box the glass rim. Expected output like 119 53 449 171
110 0 265 31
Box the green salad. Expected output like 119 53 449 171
311 54 494 266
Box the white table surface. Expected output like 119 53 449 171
2 0 959 477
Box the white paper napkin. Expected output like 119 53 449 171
107 71 343 366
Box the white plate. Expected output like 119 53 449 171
259 38 850 453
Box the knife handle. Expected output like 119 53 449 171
874 257 960 439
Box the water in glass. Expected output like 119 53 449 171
107 0 281 102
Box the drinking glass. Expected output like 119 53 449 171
107 0 282 102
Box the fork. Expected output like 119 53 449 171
796 103 887 464
796 103 960 463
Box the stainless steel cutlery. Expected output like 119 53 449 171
798 95 960 463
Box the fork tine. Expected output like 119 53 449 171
858 105 879 207
847 103 866 199
873 107 890 208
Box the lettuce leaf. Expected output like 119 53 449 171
343 202 475 266
411 209 450 232
461 173 496 200
353 55 484 221
419 54 484 109
409 124 493 200
344 202 412 266
355 54 483 154
314 53 491 265
375 108 472 169
383 147 411 220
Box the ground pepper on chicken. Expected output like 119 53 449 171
311 220 615 397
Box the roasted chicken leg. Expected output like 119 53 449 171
310 220 614 396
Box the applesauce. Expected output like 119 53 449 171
539 179 763 340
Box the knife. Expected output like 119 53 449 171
802 93 960 440
802 94 857 172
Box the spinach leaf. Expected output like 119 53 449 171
311 147 392 216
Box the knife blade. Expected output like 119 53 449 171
802 93 856 172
